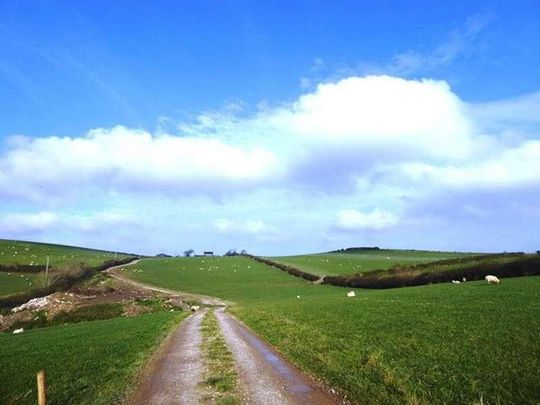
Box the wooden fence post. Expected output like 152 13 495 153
37 370 47 405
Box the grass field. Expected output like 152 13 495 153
0 239 131 268
0 311 186 404
0 272 45 297
271 249 479 276
123 257 540 404
122 256 318 303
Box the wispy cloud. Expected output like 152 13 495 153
0 19 137 119
390 14 493 74
469 90 540 132
0 210 138 236
0 212 59 235
301 14 494 84
334 209 400 232
214 219 276 236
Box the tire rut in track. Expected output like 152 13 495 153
215 308 340 405
132 309 207 405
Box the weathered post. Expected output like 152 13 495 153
37 370 47 405
45 256 50 285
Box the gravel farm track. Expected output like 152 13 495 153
107 261 343 405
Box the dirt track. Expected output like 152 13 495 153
108 261 341 405
105 262 225 307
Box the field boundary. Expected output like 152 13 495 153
241 254 320 282
325 254 540 288
244 253 540 289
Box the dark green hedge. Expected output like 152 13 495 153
323 254 540 289
0 264 46 273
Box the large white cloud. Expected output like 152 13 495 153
0 126 279 201
1 74 539 208
273 75 475 160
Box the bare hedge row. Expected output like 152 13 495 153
242 254 320 282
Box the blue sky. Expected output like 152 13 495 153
1 1 539 255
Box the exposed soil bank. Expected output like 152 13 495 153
0 257 139 309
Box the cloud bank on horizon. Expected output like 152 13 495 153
1 74 539 255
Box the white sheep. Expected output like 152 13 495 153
190 305 200 312
485 275 500 285
451 280 461 284
347 291 356 297
13 328 24 334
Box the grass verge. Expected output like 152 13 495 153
200 310 240 405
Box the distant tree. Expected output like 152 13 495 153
224 249 238 256
183 249 194 257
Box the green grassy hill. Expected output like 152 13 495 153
271 249 477 276
122 256 540 404
0 239 133 298
0 239 131 268
0 272 45 297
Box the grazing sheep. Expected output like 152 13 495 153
451 280 461 284
13 328 24 334
485 275 501 285
347 291 356 297
190 305 200 312
296 295 301 299
462 277 467 282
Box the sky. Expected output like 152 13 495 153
1 0 539 256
